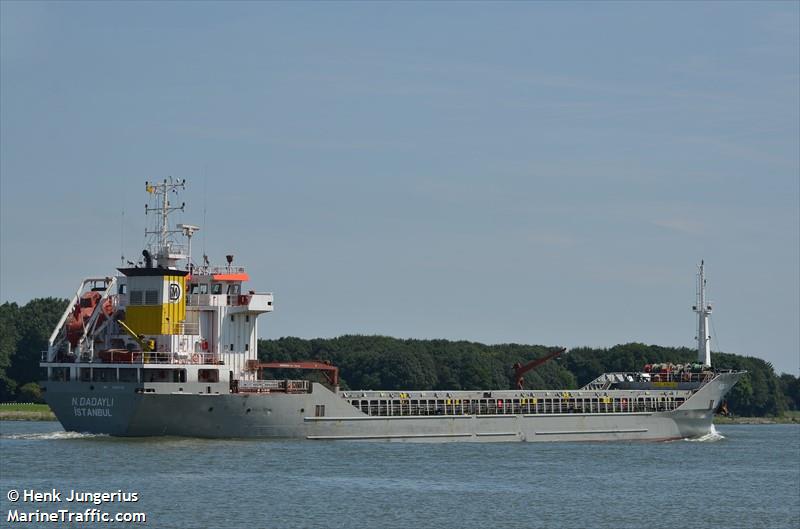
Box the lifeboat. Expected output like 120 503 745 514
66 292 114 347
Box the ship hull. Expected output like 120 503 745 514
43 373 741 442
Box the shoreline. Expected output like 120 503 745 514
714 415 799 425
0 410 57 421
0 403 56 421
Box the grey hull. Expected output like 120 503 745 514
44 372 741 442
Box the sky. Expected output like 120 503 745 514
1 2 798 374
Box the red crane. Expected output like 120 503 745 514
247 360 339 387
512 348 567 390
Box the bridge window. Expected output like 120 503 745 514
145 290 159 305
130 290 143 305
211 283 222 295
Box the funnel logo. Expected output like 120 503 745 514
168 283 182 302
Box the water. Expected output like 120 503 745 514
1 421 798 529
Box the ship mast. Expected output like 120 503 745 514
693 260 712 367
144 178 188 269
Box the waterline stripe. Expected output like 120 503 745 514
522 412 652 417
305 415 473 422
306 433 473 440
536 428 648 435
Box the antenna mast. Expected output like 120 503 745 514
692 260 713 367
144 177 187 268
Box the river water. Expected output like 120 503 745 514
0 421 798 529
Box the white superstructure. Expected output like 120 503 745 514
42 179 274 390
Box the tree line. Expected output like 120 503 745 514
1 298 797 417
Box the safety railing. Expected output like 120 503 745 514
648 371 715 383
582 371 716 390
237 379 311 394
346 396 688 417
152 351 222 365
43 350 223 365
175 321 200 335
190 265 248 277
186 294 256 307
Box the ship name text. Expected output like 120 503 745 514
71 397 114 417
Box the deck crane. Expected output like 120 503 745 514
512 348 567 390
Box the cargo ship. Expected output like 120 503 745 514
41 180 743 441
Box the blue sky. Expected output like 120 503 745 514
2 2 798 374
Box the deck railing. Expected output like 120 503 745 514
582 371 716 390
237 379 311 394
41 350 222 365
174 322 200 335
345 395 688 417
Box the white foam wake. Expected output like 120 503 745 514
1 431 106 440
684 424 726 442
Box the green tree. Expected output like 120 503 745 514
8 297 69 395
18 382 43 403
0 302 21 399
778 373 799 411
